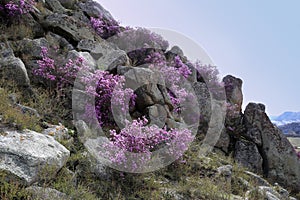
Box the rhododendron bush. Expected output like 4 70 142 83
81 70 136 128
33 24 224 171
34 47 87 90
0 0 35 16
102 117 193 171
107 27 169 66
90 14 120 39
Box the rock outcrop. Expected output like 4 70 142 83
219 75 300 193
0 129 70 185
0 0 299 198
242 103 300 192
0 43 30 87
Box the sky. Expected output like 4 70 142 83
99 0 300 116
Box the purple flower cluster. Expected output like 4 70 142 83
111 76 137 115
121 28 169 51
146 52 192 113
34 47 87 89
172 55 192 79
144 51 167 66
82 70 121 126
90 15 120 39
0 0 35 16
81 70 136 127
34 46 136 128
35 47 55 80
193 61 224 99
103 117 193 171
111 28 169 66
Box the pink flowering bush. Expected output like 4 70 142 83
171 55 192 79
0 0 35 16
34 47 87 90
108 28 169 66
115 28 169 52
81 71 136 127
90 15 120 39
34 46 136 128
193 61 224 99
103 117 193 171
145 52 192 113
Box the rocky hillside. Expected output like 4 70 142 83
279 122 300 136
0 0 299 199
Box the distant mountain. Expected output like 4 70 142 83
271 111 300 126
278 122 300 136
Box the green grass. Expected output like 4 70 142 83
288 137 300 148
288 137 300 154
0 88 42 132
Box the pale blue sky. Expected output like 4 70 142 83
99 0 300 116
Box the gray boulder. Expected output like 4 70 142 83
124 68 167 113
45 0 68 13
0 43 30 87
72 89 90 112
82 137 111 178
45 32 73 51
214 129 231 153
217 164 232 180
134 84 164 111
11 38 49 60
147 104 168 128
42 124 71 141
77 39 129 71
42 13 95 42
0 129 70 185
223 75 243 113
234 140 263 174
78 0 115 21
66 50 97 70
244 171 270 187
26 186 70 200
243 103 300 192
0 56 30 87
192 82 211 124
57 0 77 9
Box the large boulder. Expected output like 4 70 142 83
66 50 97 70
0 129 70 185
11 38 49 60
0 43 30 87
78 0 115 21
242 103 300 192
192 82 211 124
77 39 129 71
26 186 70 200
124 68 165 111
147 104 168 128
57 0 77 9
223 75 243 112
234 140 263 174
41 13 96 43
0 57 30 87
45 0 68 13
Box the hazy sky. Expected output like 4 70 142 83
99 0 300 116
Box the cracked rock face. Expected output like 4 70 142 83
0 129 70 185
234 140 263 174
238 103 300 192
0 43 30 87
